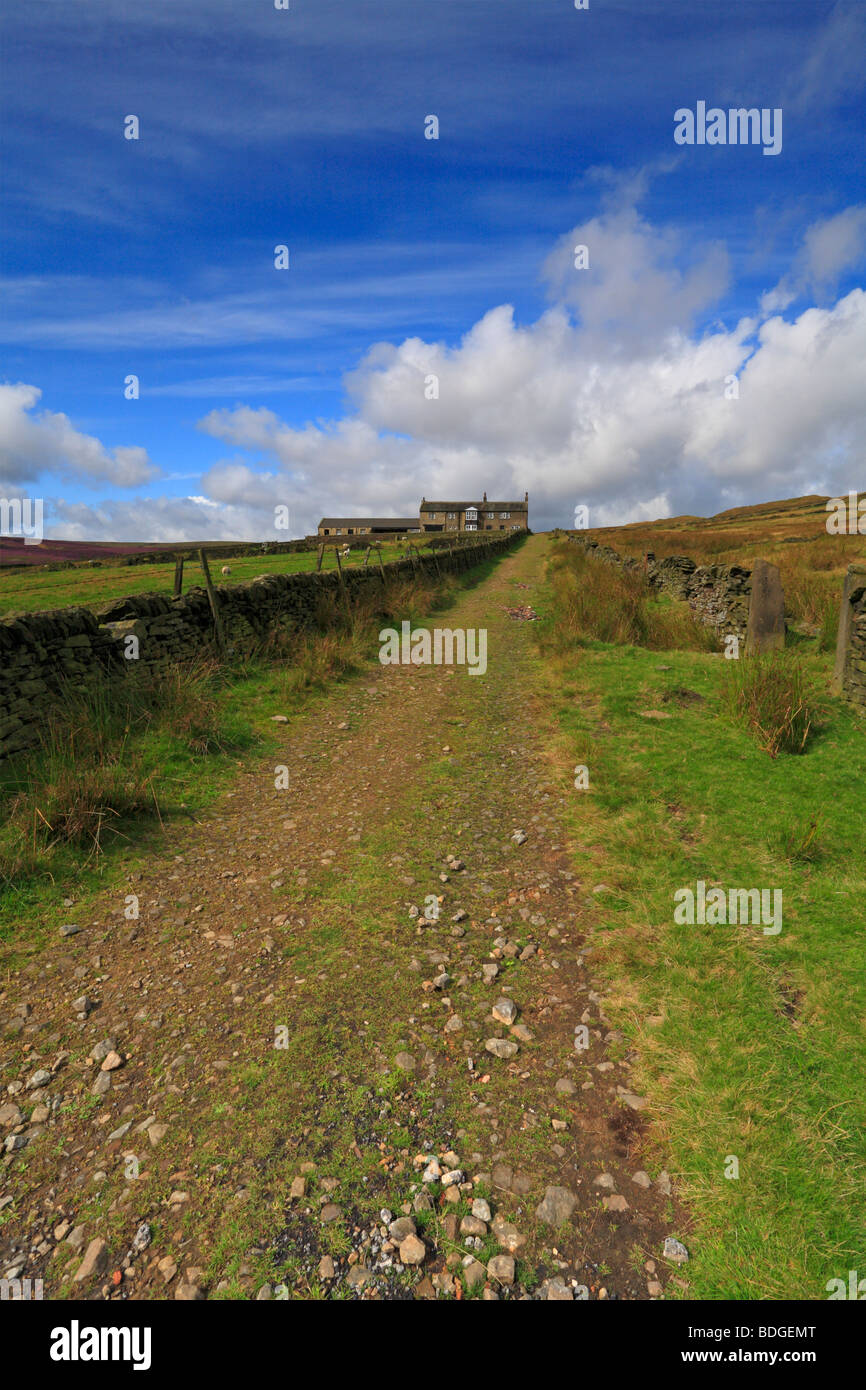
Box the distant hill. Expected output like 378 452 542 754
569 491 866 604
0 537 190 568
0 537 300 570
611 494 833 532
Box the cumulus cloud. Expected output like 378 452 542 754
191 198 866 533
23 185 866 540
48 495 270 544
541 201 730 350
0 383 158 488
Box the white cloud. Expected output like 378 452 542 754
784 0 866 113
761 205 866 311
190 217 866 532
0 383 158 488
48 495 270 544
28 188 866 540
541 200 730 349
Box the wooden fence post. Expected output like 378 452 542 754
173 554 184 597
316 544 325 572
334 545 351 615
364 546 372 568
198 548 227 657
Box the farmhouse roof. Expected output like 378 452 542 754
419 500 525 510
317 517 420 528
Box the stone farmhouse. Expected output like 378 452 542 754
317 493 528 538
316 517 421 538
419 493 528 533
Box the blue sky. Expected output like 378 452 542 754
1 0 865 539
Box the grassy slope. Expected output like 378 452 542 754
0 544 412 617
534 540 866 1299
576 492 866 642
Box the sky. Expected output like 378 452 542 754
1 0 865 541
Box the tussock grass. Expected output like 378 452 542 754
257 569 460 696
579 498 864 639
771 815 824 866
0 661 238 878
542 541 718 653
782 568 840 649
282 630 368 695
723 650 826 757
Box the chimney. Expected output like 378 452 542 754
525 491 528 503
483 492 487 502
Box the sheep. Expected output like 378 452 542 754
221 565 231 576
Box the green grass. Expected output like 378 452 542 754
0 658 276 964
722 647 827 757
0 550 502 968
542 540 719 653
0 543 417 616
536 550 866 1299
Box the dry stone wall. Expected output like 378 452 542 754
832 563 866 707
571 537 752 639
0 532 522 761
571 535 866 710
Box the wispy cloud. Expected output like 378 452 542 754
0 243 540 350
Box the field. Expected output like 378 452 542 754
579 493 866 644
0 537 191 567
0 542 414 617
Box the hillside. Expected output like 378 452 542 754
577 492 866 641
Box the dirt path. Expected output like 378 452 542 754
1 535 687 1301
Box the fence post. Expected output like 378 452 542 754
364 546 372 568
745 559 786 656
173 554 184 597
316 544 325 572
832 565 865 694
198 548 227 657
334 545 351 616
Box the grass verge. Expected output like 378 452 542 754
535 541 866 1299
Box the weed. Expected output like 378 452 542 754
541 542 717 653
722 650 825 756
